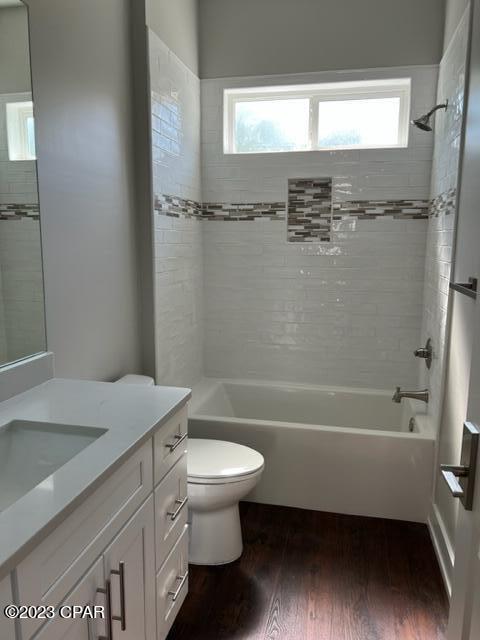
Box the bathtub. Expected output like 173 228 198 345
189 379 435 523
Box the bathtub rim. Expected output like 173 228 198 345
190 377 435 441
189 413 435 440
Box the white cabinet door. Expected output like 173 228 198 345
0 574 15 640
103 496 156 640
35 557 105 640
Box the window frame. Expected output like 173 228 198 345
223 78 411 155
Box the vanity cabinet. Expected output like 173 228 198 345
6 403 189 640
0 574 14 639
16 441 154 640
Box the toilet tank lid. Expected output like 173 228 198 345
116 374 155 386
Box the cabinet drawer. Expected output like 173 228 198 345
156 525 189 640
155 455 188 570
153 405 188 485
17 441 153 639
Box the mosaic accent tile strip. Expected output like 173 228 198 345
154 194 201 219
0 204 39 221
153 190 454 236
202 202 286 221
287 178 333 242
333 199 430 220
429 188 457 217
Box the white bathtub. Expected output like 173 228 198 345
189 379 435 523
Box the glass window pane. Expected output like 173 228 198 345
317 97 400 148
234 99 310 153
26 116 36 158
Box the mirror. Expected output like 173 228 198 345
0 0 46 366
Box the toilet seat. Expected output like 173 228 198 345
188 467 264 485
187 439 264 485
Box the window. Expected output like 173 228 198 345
6 101 36 161
224 79 411 154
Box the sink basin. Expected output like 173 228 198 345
0 420 107 513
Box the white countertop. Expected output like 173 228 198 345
0 378 191 578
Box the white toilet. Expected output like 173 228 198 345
187 439 264 565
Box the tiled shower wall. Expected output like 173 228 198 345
149 30 203 388
202 217 427 387
421 6 471 568
0 92 44 364
420 8 470 420
0 93 38 208
0 219 45 363
199 66 438 388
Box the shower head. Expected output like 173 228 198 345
412 101 448 132
413 114 433 131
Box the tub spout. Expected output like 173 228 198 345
392 386 429 404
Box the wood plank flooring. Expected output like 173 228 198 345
167 502 448 640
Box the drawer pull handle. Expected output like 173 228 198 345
167 497 188 521
97 580 112 640
168 571 189 602
110 561 127 631
165 432 187 452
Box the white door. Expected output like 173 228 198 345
447 292 480 640
103 496 156 640
446 0 480 638
35 557 105 640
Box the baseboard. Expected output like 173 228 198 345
428 503 455 598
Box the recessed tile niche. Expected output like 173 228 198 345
287 177 333 243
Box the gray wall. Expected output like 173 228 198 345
0 6 31 93
198 0 446 79
146 0 198 74
444 0 470 49
25 0 142 381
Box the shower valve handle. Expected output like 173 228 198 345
414 348 429 358
414 338 432 369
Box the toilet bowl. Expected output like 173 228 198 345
187 439 264 565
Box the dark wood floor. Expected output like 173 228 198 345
168 502 448 640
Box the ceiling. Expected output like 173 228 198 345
0 0 23 7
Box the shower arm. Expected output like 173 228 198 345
425 102 448 118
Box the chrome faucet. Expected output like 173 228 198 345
392 386 429 404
